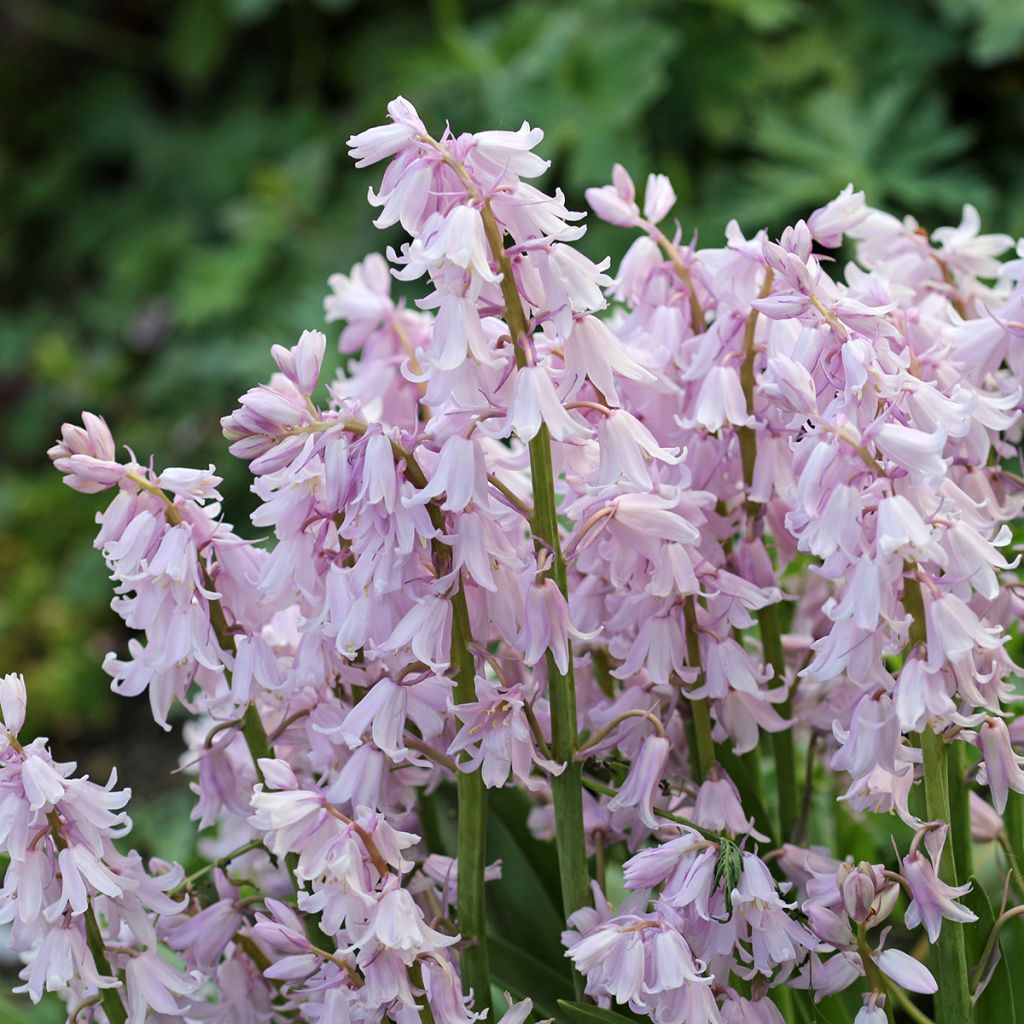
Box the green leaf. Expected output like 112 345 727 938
557 1000 642 1024
489 936 573 1020
485 787 569 972
419 784 570 979
963 875 1016 1017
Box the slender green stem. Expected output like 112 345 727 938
857 929 896 1024
450 582 491 1013
82 903 128 1024
578 708 665 752
736 271 773 511
42 811 128 1024
481 203 590 993
947 739 973 882
1003 793 1024 896
170 838 265 896
792 731 819 846
581 775 723 842
350 409 494 1006
734 273 798 842
904 569 971 1024
998 833 1024 899
758 602 798 841
682 597 715 781
969 904 1024 995
920 728 972 1024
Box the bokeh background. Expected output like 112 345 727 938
2 0 1024 1016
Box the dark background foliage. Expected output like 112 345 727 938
2 0 1024 1015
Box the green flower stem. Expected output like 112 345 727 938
170 837 264 897
947 738 972 882
581 775 723 842
857 927 896 1024
905 571 971 1024
11 730 124 1023
920 728 971 1024
398 428 492 1012
43 809 128 1024
83 901 128 1024
757 604 798 842
450 581 491 1012
969 903 1024 995
1003 793 1024 897
317 413 494 1006
735 275 798 842
481 204 591 994
682 597 715 782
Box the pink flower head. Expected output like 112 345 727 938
271 328 326 396
347 95 426 168
693 766 768 841
607 734 670 829
519 577 597 676
977 717 1024 813
48 412 124 493
0 672 27 737
448 678 561 791
901 842 977 942
585 164 640 228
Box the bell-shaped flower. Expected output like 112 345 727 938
519 578 598 676
507 365 593 443
607 734 670 829
873 422 947 482
585 164 640 228
977 717 1024 813
0 673 27 737
271 328 326 396
643 173 676 225
689 365 754 433
124 949 198 1024
347 95 426 168
693 767 768 841
448 679 562 791
404 435 487 512
593 410 682 489
901 843 976 942
807 184 868 247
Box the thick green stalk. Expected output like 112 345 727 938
905 571 971 1024
758 603 798 842
83 903 128 1024
682 597 715 781
481 205 590 992
530 418 592 926
735 274 798 841
40 810 128 1024
921 728 972 1024
450 583 492 1013
1003 793 1024 895
947 739 973 882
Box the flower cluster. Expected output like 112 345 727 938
2 97 1022 1023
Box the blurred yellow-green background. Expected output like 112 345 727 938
2 0 1024 1013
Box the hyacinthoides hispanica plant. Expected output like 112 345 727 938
6 97 1024 1024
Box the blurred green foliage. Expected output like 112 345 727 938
2 0 1024 759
